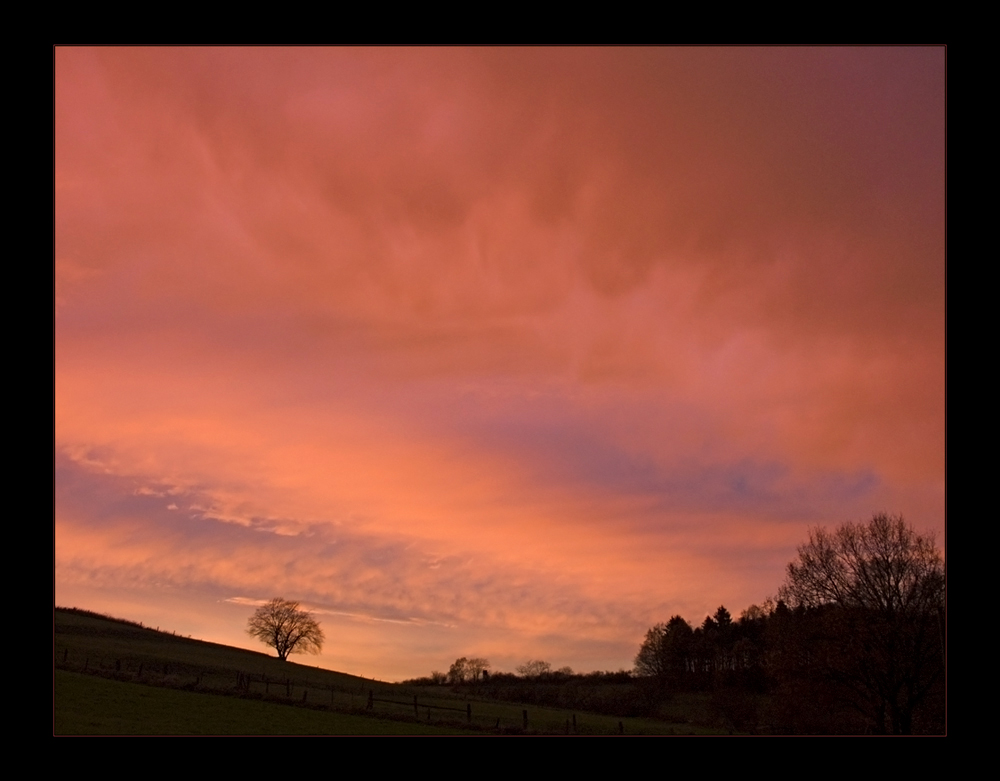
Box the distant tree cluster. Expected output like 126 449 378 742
406 513 943 733
632 514 945 733
414 657 581 686
405 662 634 715
516 660 552 678
446 657 491 684
634 605 757 689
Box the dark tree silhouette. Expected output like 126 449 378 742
777 513 944 733
780 513 943 615
466 657 490 682
448 657 469 683
635 615 693 684
246 598 324 661
713 605 733 629
446 657 490 683
517 660 552 678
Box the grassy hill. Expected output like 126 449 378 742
55 669 465 735
54 607 715 735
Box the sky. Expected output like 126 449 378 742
55 47 945 682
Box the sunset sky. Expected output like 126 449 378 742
55 48 945 681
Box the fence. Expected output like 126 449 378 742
56 647 628 734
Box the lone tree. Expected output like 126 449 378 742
777 513 945 733
246 598 325 661
780 513 944 616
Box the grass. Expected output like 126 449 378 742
55 607 723 735
55 670 464 735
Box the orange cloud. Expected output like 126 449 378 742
56 47 944 679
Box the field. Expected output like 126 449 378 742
54 608 718 735
55 670 466 735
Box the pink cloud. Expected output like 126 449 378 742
56 47 944 679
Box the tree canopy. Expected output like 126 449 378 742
447 656 490 683
779 512 944 616
776 513 944 733
630 513 944 733
246 598 325 661
516 660 552 678
634 615 692 681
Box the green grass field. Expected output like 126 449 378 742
55 670 464 734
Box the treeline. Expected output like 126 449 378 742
411 514 945 734
635 599 943 733
639 515 946 733
406 666 640 717
635 515 946 733
635 604 769 693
